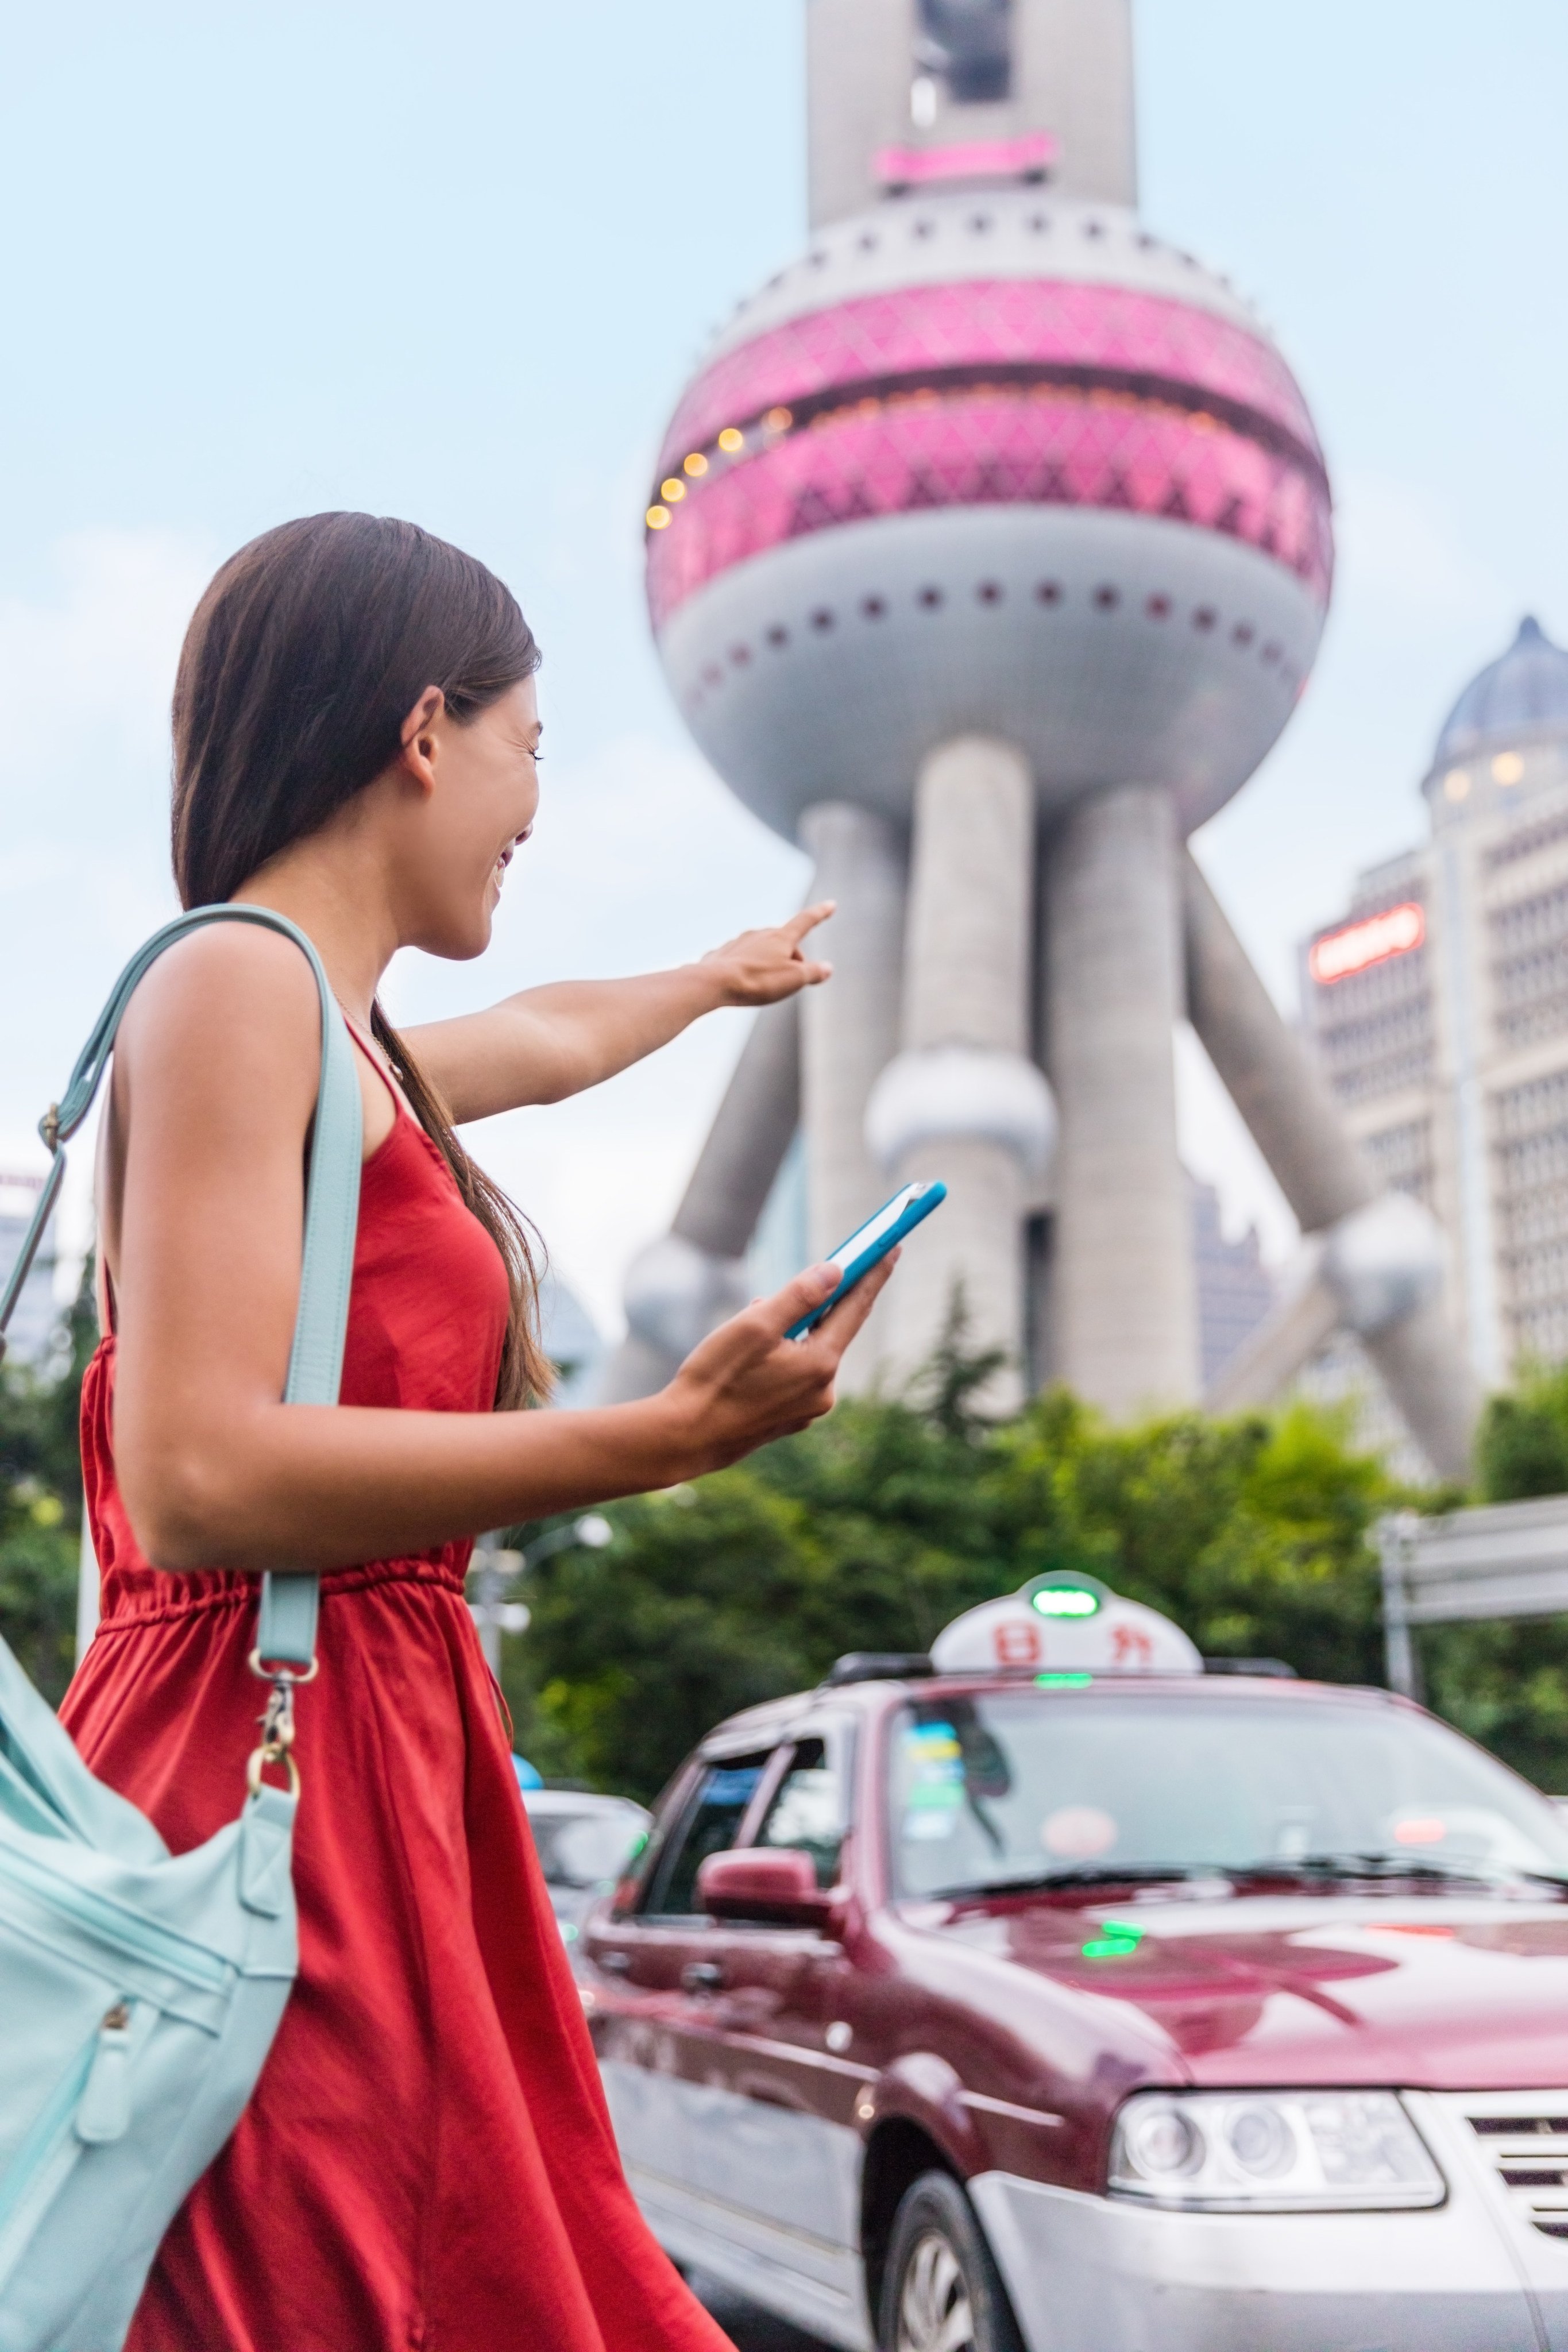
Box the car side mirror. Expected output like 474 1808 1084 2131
697 1848 835 1930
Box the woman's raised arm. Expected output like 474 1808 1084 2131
403 905 833 1122
105 923 887 1574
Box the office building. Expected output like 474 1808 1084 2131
1304 617 1568 1388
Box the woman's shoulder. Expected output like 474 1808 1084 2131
126 913 322 1017
115 914 325 1086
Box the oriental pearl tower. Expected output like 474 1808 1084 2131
605 0 1478 1476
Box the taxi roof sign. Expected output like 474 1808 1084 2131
930 1577 1202 1678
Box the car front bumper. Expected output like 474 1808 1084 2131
972 2091 1568 2352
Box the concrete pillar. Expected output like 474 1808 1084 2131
1180 851 1373 1230
1181 851 1478 1480
1364 1303 1478 1486
672 996 800 1261
797 802 907 1263
1046 783 1200 1414
596 998 802 1404
867 739 1053 1408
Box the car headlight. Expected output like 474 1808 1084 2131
1109 2090 1445 2211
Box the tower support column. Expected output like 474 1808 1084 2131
598 995 802 1403
797 802 908 1261
868 738 1054 1407
1046 782 1199 1413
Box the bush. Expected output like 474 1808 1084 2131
501 1384 1404 1805
1476 1364 1568 1503
0 1268 95 1705
11 1268 1568 1800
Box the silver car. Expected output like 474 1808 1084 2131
522 1788 652 1947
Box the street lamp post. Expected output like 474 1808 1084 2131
468 1514 614 1678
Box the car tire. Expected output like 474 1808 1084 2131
879 2171 1025 2352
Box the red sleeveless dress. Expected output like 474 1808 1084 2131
60 1096 731 2352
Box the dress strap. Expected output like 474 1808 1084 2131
338 1010 415 1129
0 905 364 1701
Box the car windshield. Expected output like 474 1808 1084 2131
890 1690 1568 1899
527 1807 646 1890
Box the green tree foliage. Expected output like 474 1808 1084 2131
1424 1362 1568 1789
501 1384 1402 1806
0 1270 96 1704
1477 1362 1568 1502
7 1266 1568 1801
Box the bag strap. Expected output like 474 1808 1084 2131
0 905 363 1679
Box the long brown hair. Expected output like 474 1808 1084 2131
172 511 551 1408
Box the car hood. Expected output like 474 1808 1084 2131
921 1889 1568 2088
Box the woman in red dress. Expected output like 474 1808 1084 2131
60 511 894 2350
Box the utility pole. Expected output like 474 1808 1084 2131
467 1515 614 1679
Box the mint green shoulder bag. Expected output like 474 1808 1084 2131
0 906 361 2352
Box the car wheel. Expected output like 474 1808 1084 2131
880 2171 1024 2352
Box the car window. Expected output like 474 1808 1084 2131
890 1691 1568 1899
642 1754 772 1917
755 1737 846 1888
528 1808 648 1890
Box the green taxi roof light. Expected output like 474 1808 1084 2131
1034 1671 1092 1688
1031 1585 1099 1619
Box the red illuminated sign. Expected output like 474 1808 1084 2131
1308 902 1425 985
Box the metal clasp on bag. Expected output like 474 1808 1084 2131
244 1654 316 1800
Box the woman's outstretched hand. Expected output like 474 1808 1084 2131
660 1249 898 1476
699 903 836 1006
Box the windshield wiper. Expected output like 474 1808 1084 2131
929 1864 1201 1899
928 1853 1568 1902
1226 1851 1568 1890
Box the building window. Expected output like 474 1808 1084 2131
916 0 1013 107
1305 927 1436 1108
1492 1073 1568 1369
1361 1120 1434 1208
1490 882 1568 1048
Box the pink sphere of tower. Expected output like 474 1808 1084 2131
646 186 1332 844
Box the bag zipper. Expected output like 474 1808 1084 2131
0 2022 102 2277
0 1844 231 1992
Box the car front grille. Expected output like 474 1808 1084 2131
1468 2111 1568 2238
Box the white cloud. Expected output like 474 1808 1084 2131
0 530 211 1171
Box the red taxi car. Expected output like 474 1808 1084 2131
580 1573 1568 2352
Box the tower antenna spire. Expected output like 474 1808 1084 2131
808 0 1136 230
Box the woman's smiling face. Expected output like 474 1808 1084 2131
403 675 542 960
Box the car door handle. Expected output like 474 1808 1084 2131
597 1951 632 1976
682 1960 725 1994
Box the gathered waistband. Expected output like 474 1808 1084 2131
92 1553 471 1637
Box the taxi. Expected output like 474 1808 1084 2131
579 1574 1568 2352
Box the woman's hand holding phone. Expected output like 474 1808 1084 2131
661 1250 899 1476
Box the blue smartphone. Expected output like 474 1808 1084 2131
785 1180 947 1340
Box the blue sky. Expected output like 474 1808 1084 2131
2 1 1565 1327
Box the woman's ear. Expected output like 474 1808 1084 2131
397 687 446 795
